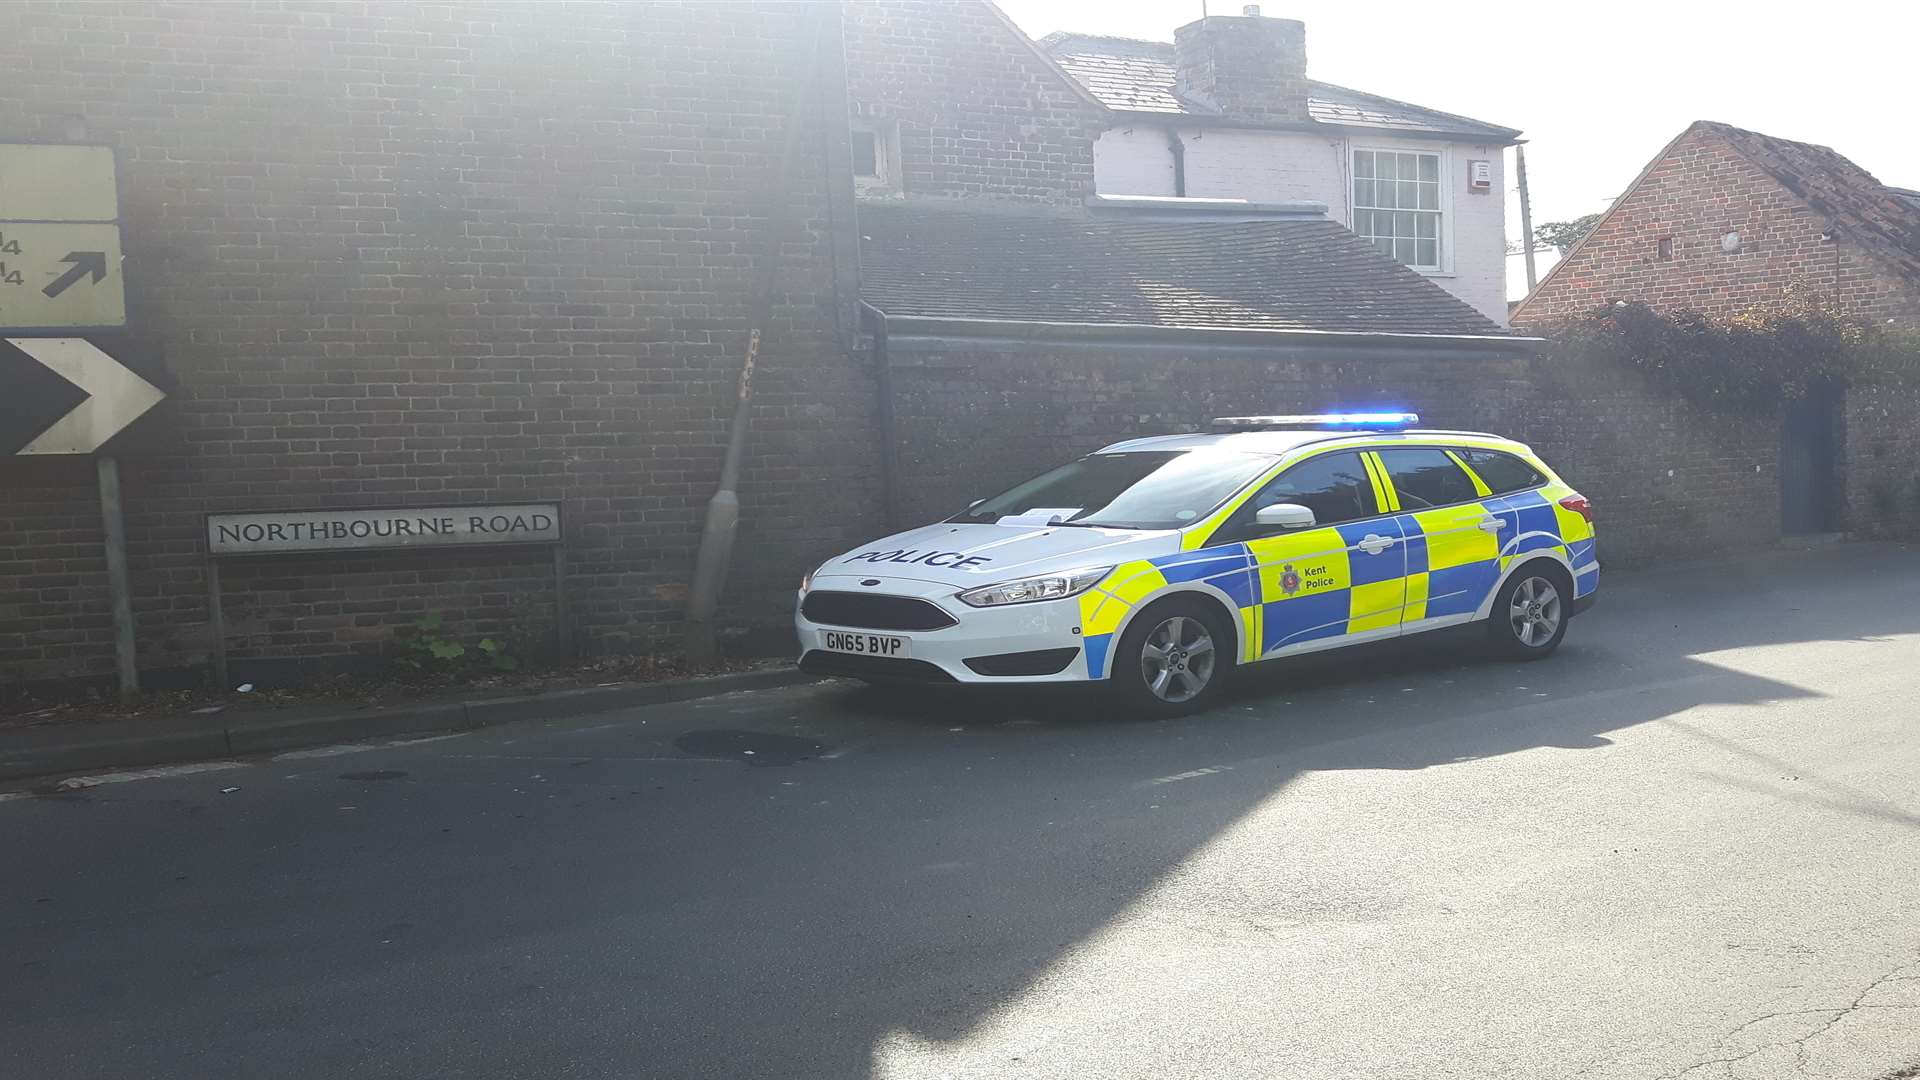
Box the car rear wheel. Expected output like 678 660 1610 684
1110 598 1232 717
1488 564 1569 659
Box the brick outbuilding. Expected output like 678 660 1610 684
1512 121 1920 327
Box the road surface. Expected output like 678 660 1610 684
5 544 1920 1079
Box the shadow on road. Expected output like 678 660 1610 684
3 546 1916 1080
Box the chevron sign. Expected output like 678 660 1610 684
1 337 165 454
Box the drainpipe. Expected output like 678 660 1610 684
1167 128 1187 197
684 8 827 664
863 301 904 533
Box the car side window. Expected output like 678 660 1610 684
1216 451 1378 540
1458 449 1545 494
1378 448 1480 509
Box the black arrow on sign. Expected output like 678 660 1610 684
42 251 108 298
0 339 90 454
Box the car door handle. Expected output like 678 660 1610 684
1357 534 1396 555
1478 518 1507 533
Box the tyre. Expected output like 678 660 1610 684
1109 597 1234 717
1487 562 1571 659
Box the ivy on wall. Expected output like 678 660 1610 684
1537 295 1919 413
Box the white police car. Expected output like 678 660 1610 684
797 414 1598 715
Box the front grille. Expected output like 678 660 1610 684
800 651 957 683
963 648 1081 677
801 591 957 632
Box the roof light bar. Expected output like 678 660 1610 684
1211 412 1421 430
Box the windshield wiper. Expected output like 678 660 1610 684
1050 520 1142 529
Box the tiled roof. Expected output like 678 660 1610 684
1037 32 1520 141
1886 186 1920 213
1700 122 1920 282
857 201 1508 338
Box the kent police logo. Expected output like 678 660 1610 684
1280 564 1302 596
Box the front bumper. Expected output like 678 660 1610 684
795 575 1093 684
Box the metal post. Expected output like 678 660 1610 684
552 543 571 658
206 558 228 691
684 7 826 665
96 454 137 699
1516 142 1538 294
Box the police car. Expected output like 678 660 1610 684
797 414 1598 715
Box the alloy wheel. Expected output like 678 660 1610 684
1139 614 1217 703
1508 576 1563 648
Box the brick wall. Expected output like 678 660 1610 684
0 0 884 689
1844 378 1920 538
1 458 112 681
842 0 1106 205
881 336 1782 567
1513 127 1920 326
1171 15 1310 125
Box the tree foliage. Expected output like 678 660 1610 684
1534 212 1604 255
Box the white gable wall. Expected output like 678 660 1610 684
1093 125 1510 326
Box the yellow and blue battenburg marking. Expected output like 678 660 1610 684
1077 466 1599 680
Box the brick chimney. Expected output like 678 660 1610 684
1172 10 1309 124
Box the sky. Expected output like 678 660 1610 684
993 0 1920 298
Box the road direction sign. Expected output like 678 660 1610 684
1 337 164 454
0 143 126 331
0 223 126 329
0 144 118 220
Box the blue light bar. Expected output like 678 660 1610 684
1211 412 1421 430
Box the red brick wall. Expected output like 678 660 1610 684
1514 127 1920 326
842 1 1106 205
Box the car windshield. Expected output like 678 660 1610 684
953 451 1275 530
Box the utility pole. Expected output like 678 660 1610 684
1515 141 1538 293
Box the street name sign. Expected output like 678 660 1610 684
207 504 563 556
1 337 165 454
0 143 126 331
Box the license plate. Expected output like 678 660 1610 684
820 630 911 658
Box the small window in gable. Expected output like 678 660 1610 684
850 123 898 194
1657 236 1675 261
851 129 880 179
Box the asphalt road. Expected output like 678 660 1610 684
6 545 1920 1080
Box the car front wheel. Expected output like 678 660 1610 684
1111 599 1232 716
1488 565 1570 659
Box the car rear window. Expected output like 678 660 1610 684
1377 448 1479 509
1457 449 1545 494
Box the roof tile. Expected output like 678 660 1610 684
1038 32 1519 140
1699 122 1920 282
858 202 1507 338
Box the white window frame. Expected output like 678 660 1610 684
1349 143 1454 276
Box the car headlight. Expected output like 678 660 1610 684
956 566 1111 608
799 565 822 593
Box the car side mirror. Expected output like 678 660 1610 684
1254 502 1316 530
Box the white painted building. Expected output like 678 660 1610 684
1042 15 1521 325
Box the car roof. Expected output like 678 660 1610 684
1097 429 1520 456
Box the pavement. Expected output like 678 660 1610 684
4 543 1920 1080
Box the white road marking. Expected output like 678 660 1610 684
1148 765 1233 786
